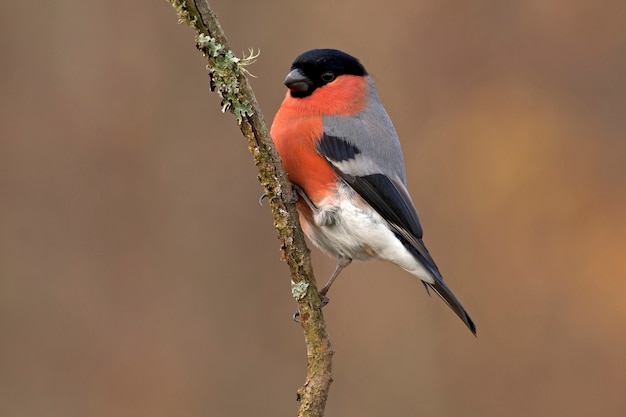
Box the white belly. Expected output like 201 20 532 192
300 185 435 284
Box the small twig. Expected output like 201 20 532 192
166 1 334 416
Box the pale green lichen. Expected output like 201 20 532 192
196 34 255 124
291 280 309 301
168 0 198 27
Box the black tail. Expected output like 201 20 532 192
401 237 477 335
427 278 476 335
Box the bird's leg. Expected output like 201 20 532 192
258 184 314 206
319 257 352 299
292 184 317 210
293 257 352 322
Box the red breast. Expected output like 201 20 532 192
271 75 368 206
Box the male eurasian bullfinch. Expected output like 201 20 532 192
270 49 476 334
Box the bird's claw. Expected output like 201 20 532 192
292 310 301 323
285 194 299 205
319 293 330 307
292 292 330 323
259 189 300 205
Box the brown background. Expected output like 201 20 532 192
2 1 626 416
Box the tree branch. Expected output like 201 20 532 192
166 1 333 416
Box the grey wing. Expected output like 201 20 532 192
317 132 434 269
320 85 438 268
322 79 408 183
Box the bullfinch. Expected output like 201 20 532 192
270 49 476 334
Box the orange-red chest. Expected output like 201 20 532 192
270 75 368 205
271 110 337 205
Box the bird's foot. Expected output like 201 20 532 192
260 185 304 206
292 184 317 210
292 292 330 323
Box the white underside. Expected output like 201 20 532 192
300 184 435 284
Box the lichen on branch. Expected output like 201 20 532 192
196 34 255 122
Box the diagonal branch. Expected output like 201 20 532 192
167 1 333 416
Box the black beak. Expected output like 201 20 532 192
284 68 311 93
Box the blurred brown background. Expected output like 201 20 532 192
1 1 625 416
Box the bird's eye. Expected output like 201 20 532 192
321 71 335 82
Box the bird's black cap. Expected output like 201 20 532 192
285 49 367 97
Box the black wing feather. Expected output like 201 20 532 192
317 134 362 162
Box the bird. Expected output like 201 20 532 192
270 49 476 335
